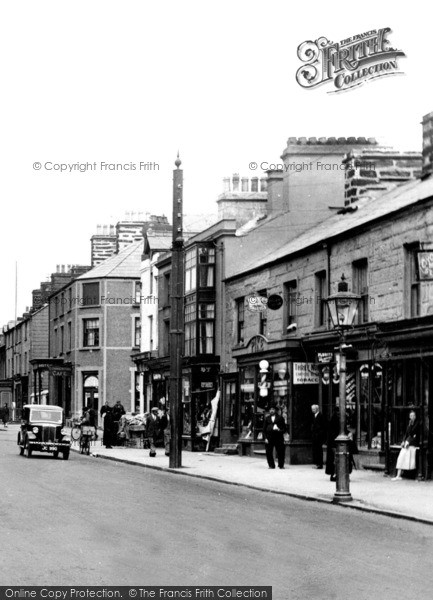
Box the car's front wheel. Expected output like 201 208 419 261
18 434 24 456
53 451 59 459
63 449 70 461
25 439 32 458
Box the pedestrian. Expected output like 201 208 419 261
112 400 126 422
100 401 110 419
102 406 115 449
392 410 419 481
262 404 287 469
2 403 10 428
146 407 160 457
311 404 326 469
159 407 171 456
325 407 340 482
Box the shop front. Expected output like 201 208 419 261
181 360 220 451
304 317 433 478
224 335 315 463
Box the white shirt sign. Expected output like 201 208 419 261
293 363 320 384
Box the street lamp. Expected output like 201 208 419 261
325 274 360 503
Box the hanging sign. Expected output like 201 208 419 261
417 251 433 281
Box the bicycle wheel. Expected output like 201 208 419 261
71 426 81 441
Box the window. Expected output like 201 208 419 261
68 287 72 311
353 259 369 324
60 325 64 354
198 247 215 288
54 328 58 356
236 298 245 344
68 322 72 352
284 280 297 329
258 290 267 336
60 292 65 315
135 281 142 304
82 282 100 306
163 320 170 356
406 245 420 318
148 316 153 350
162 273 171 307
185 248 197 293
24 321 28 341
198 303 215 354
149 268 154 295
184 303 196 356
315 271 327 328
83 319 99 347
134 317 141 348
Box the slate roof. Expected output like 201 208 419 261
226 176 433 280
78 241 142 280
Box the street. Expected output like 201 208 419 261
2 424 433 599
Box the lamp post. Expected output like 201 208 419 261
325 274 360 503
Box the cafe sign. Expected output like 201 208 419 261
293 363 320 384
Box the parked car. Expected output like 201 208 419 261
18 404 71 460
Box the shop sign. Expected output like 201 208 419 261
417 251 433 281
317 352 333 363
201 382 213 389
152 373 162 380
293 362 320 384
51 369 70 377
245 334 267 353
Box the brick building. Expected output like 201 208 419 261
45 241 142 420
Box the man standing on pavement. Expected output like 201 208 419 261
146 407 160 457
263 404 286 469
311 404 326 469
159 406 171 456
2 403 10 428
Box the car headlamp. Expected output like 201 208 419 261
32 427 39 434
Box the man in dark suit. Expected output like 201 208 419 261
146 407 160 457
311 404 326 469
263 405 286 469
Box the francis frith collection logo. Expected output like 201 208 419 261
296 27 405 93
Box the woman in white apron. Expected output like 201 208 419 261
392 410 419 481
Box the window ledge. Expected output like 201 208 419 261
80 347 101 351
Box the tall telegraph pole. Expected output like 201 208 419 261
169 154 184 468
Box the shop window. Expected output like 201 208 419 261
271 362 290 425
258 290 267 336
315 271 327 328
83 318 100 347
223 379 237 429
182 376 191 435
283 280 297 329
353 259 369 324
82 282 100 307
236 298 245 344
185 248 197 293
239 367 255 439
198 247 215 288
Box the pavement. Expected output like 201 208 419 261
65 429 433 526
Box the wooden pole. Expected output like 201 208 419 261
169 154 184 468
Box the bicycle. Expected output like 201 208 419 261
71 419 82 443
79 425 95 455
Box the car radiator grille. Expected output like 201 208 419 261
41 426 56 443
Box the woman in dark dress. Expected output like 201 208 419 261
102 407 115 449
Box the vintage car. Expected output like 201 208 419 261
18 404 71 459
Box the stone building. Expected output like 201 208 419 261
221 175 433 477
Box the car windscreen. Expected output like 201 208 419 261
29 409 63 424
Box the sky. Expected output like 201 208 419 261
1 0 432 326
